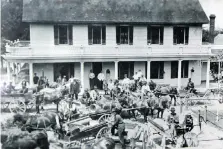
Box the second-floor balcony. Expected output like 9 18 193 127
5 41 213 59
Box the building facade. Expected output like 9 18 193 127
3 0 215 89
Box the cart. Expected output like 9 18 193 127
1 92 35 113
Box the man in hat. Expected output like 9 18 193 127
33 73 39 85
182 112 194 132
157 86 170 118
111 107 126 149
82 88 91 106
186 78 195 93
70 80 79 100
7 81 15 94
167 107 179 136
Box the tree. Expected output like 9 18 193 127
210 53 223 81
1 0 29 68
202 29 220 43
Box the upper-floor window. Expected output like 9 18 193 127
54 25 73 45
147 26 164 45
88 25 106 45
116 26 133 45
173 27 189 45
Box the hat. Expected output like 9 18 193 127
160 87 169 95
94 86 97 89
170 107 175 111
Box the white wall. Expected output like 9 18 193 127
73 25 88 46
189 26 202 45
33 63 54 82
134 26 147 46
30 24 54 46
201 62 213 81
163 26 173 45
106 25 116 45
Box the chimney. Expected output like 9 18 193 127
209 14 216 44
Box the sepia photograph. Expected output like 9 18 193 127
0 0 223 148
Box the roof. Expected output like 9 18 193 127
23 0 209 24
214 34 223 45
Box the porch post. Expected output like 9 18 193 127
147 60 151 82
206 60 210 89
178 60 182 90
115 61 118 80
7 62 11 82
81 62 84 89
29 62 33 86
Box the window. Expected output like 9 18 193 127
88 25 106 45
171 61 178 78
150 61 164 79
147 26 164 45
173 27 189 45
116 26 133 45
181 61 189 78
54 25 73 45
171 61 189 78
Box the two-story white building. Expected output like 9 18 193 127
4 0 215 90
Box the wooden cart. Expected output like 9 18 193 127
1 92 35 113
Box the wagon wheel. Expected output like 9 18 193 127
98 114 112 123
26 96 36 110
64 140 82 149
9 100 26 113
96 127 111 141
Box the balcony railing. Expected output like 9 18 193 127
5 44 212 57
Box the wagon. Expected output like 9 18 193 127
1 92 35 113
57 114 112 149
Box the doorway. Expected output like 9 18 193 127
92 62 102 89
53 63 74 81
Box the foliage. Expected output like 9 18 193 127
1 0 30 67
202 29 219 42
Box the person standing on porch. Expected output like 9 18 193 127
33 73 39 85
97 71 105 90
138 70 143 79
62 76 67 85
89 70 95 90
57 76 62 85
133 72 138 90
69 75 74 83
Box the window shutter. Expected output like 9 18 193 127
173 27 177 45
129 26 133 45
116 26 120 45
160 27 164 45
147 26 152 44
68 25 73 45
88 25 92 45
54 25 59 45
185 27 189 45
102 25 106 45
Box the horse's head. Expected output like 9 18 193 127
13 113 29 126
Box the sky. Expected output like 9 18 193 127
199 0 223 29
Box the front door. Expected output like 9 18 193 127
92 62 102 89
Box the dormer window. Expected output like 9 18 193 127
116 26 133 45
54 25 73 45
88 25 106 45
173 27 189 45
147 26 164 45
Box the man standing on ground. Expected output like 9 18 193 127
33 73 39 85
70 80 79 100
